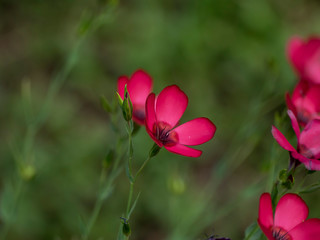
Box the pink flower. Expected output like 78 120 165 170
272 110 320 170
287 36 320 84
286 80 320 126
258 193 320 240
117 69 153 125
145 85 216 157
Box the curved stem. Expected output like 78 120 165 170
2 2 119 239
82 136 124 240
127 121 134 179
126 182 134 218
134 155 152 182
82 185 105 240
1 177 24 240
120 144 159 239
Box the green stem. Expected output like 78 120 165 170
83 137 124 240
134 143 160 181
126 182 134 218
2 177 24 240
1 1 119 239
120 144 160 239
127 121 133 178
83 190 105 240
134 155 152 181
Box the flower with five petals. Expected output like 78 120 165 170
258 193 320 240
145 85 216 157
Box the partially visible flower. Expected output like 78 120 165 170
286 80 320 126
117 69 153 125
272 110 320 170
287 36 320 84
145 85 216 157
258 193 320 240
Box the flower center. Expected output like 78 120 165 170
272 227 291 240
153 121 179 146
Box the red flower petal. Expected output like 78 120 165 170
299 119 320 159
306 84 320 113
274 193 308 232
173 117 216 146
286 92 297 117
289 218 320 240
257 221 274 240
306 50 320 84
290 81 320 125
117 76 129 99
291 80 309 100
127 69 153 105
288 37 320 83
271 126 296 152
155 85 188 128
287 37 305 75
164 144 202 157
288 110 301 142
291 151 320 171
258 193 274 238
145 93 157 133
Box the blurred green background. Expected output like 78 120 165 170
1 0 320 239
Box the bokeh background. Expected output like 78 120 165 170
1 0 320 239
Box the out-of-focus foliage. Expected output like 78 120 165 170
1 0 320 239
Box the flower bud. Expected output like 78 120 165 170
122 86 133 121
278 169 294 189
278 169 287 182
149 143 161 158
120 217 131 237
115 92 123 106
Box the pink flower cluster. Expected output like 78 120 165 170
272 36 320 171
259 36 320 239
117 69 216 157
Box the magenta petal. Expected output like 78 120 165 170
155 85 188 128
288 37 320 80
288 110 301 142
271 126 296 152
306 51 320 84
287 37 304 74
306 84 320 113
117 76 129 99
257 220 274 240
145 93 157 133
286 92 297 117
291 151 320 171
289 218 320 240
164 144 202 157
258 193 274 232
127 69 153 105
274 193 308 232
299 119 320 159
173 117 216 146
